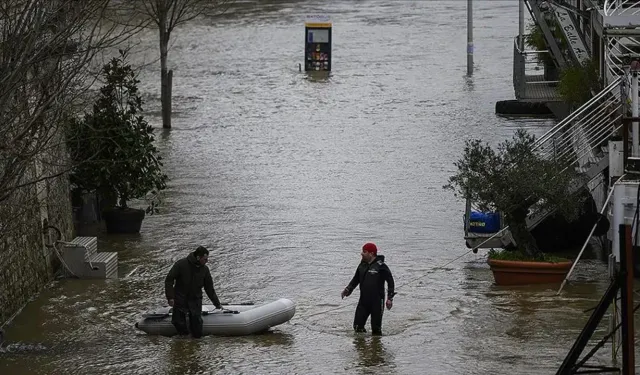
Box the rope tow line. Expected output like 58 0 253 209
301 247 477 320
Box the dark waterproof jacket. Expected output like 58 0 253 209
165 252 222 308
345 255 395 302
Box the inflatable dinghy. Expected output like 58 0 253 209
135 298 295 336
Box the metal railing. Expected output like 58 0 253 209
464 76 624 238
605 34 640 83
602 0 640 94
605 0 640 16
533 77 624 169
513 35 560 99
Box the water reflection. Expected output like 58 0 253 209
248 331 295 348
353 335 394 370
167 338 206 375
304 71 332 83
502 295 538 341
0 0 619 373
463 75 475 92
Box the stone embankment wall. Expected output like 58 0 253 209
0 142 74 326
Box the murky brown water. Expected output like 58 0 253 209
0 1 633 374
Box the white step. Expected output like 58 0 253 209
61 237 118 279
61 237 98 276
65 236 97 260
84 252 118 279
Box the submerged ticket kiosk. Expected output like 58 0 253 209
304 16 332 72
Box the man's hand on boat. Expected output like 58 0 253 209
168 299 174 307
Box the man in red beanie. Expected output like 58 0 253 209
341 242 395 335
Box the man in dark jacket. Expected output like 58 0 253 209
165 246 223 338
341 242 395 336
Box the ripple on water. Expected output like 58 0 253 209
0 0 616 374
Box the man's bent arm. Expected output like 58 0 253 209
345 268 360 294
165 263 179 301
383 265 395 300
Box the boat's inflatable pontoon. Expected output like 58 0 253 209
135 298 295 336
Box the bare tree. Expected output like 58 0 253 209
135 0 233 129
0 0 147 238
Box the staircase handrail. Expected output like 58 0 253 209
532 77 623 151
466 78 623 229
539 96 622 162
513 34 550 56
605 0 640 16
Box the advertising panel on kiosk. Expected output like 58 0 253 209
305 15 332 72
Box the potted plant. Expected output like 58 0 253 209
67 50 168 234
524 22 556 79
557 59 601 108
524 21 566 82
444 129 586 285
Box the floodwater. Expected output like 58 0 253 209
0 0 630 374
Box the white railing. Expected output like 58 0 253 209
605 35 640 82
605 0 640 16
465 77 624 235
512 35 560 98
534 77 624 173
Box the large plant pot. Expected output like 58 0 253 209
103 207 146 234
487 258 572 286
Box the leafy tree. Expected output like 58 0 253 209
67 50 168 213
444 129 585 259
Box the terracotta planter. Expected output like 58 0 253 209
103 207 146 234
487 258 572 286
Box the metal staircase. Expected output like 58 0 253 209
465 77 624 249
549 2 590 65
525 0 569 68
524 0 591 69
511 1 592 105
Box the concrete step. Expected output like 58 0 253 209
61 237 118 279
61 237 98 277
65 236 97 260
84 252 118 279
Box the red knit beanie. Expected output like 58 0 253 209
362 242 377 255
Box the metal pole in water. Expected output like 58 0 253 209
467 0 473 76
620 224 635 374
632 62 639 156
609 253 618 364
519 0 524 51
